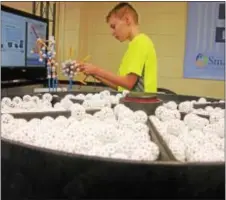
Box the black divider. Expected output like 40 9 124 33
10 109 101 120
148 119 178 161
193 102 225 109
11 111 71 120
180 112 210 120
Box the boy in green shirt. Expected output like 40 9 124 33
78 2 157 93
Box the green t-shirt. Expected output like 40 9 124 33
118 33 157 93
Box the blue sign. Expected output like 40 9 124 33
183 2 225 81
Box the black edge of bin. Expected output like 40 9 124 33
176 94 220 103
148 119 178 161
193 102 225 109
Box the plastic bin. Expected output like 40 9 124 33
2 110 176 199
2 136 224 199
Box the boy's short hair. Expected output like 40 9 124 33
106 2 139 24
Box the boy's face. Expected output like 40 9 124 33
108 15 130 42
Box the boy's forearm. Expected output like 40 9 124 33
94 75 117 90
95 68 133 90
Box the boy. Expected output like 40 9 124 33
78 2 157 93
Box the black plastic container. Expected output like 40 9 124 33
2 92 225 199
2 111 177 199
2 137 225 199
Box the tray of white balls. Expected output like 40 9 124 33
1 103 173 166
177 98 225 121
148 102 224 163
1 92 104 116
1 93 63 114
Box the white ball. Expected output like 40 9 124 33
167 119 187 137
163 101 177 110
133 110 148 124
197 97 207 104
209 111 224 124
178 101 193 113
1 97 12 106
12 96 22 105
205 106 214 113
1 113 14 124
70 104 86 121
31 96 40 104
23 95 32 102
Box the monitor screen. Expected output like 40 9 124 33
1 5 48 81
1 10 26 67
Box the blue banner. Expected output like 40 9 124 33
183 2 225 81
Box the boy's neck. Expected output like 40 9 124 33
128 25 140 41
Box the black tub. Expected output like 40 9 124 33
2 137 224 199
2 110 176 199
2 93 225 199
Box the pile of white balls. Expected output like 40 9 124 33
149 101 224 162
1 104 159 162
59 90 129 110
1 93 65 113
1 90 129 113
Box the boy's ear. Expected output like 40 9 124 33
125 14 133 25
123 14 130 25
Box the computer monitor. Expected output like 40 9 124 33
1 5 49 81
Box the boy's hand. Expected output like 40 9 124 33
78 63 99 75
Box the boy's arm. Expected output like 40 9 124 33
94 67 138 90
94 75 118 90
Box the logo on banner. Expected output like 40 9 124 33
195 53 225 68
195 53 208 67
